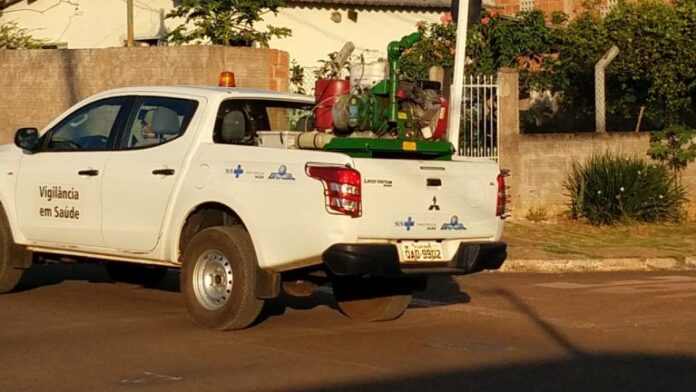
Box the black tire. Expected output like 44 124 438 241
106 263 168 288
0 208 23 294
181 226 264 330
332 277 412 322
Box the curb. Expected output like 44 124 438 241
499 256 696 273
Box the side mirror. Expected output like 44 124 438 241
15 128 39 152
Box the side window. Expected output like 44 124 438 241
44 97 126 151
120 97 198 149
213 99 314 145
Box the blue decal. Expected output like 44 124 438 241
233 164 244 178
225 164 244 178
441 215 466 230
395 217 415 231
269 165 295 180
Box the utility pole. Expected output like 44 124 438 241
595 46 620 133
126 0 134 47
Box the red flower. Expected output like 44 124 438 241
440 12 453 25
488 10 497 18
481 16 490 26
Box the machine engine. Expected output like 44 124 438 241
331 80 447 140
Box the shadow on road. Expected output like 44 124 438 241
292 353 696 391
14 262 181 293
292 286 696 391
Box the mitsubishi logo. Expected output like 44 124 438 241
428 196 440 211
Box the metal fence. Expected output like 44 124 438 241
461 75 499 161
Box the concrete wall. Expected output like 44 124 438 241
0 46 289 144
497 69 696 219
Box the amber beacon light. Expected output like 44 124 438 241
218 71 236 87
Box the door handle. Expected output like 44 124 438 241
78 169 99 176
152 168 175 176
427 178 442 187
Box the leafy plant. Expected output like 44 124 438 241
648 124 696 177
0 21 43 49
552 0 696 128
399 13 457 80
165 0 291 47
313 51 350 80
289 59 306 94
565 152 685 225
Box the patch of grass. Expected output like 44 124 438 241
542 244 588 256
503 220 696 260
525 207 549 223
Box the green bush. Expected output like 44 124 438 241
565 153 685 225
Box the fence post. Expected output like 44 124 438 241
497 68 520 160
497 68 519 215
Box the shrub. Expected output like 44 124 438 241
565 153 685 225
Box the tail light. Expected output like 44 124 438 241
306 164 362 218
496 173 507 218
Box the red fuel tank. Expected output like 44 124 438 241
314 79 350 131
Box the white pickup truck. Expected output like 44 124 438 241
0 86 507 329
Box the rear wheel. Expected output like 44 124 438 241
332 277 412 322
106 263 168 288
181 226 264 330
0 209 23 293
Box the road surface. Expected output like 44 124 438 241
1 264 695 391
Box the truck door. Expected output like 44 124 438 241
101 95 200 252
15 97 130 248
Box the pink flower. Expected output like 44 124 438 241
488 10 497 18
481 16 490 26
449 48 456 56
440 12 453 25
416 20 427 28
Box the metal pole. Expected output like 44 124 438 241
595 45 619 133
127 0 135 47
447 0 470 155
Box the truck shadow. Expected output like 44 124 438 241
259 275 471 323
14 262 181 293
15 263 472 315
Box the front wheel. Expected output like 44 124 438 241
181 226 264 330
0 209 23 293
332 277 412 322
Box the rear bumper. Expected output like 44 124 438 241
322 241 507 277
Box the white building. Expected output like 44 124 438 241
0 0 449 84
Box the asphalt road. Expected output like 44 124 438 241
1 264 696 392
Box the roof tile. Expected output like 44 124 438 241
288 0 451 9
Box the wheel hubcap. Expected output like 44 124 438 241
192 250 233 310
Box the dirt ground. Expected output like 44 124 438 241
503 220 696 260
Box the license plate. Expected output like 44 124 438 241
399 242 445 262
